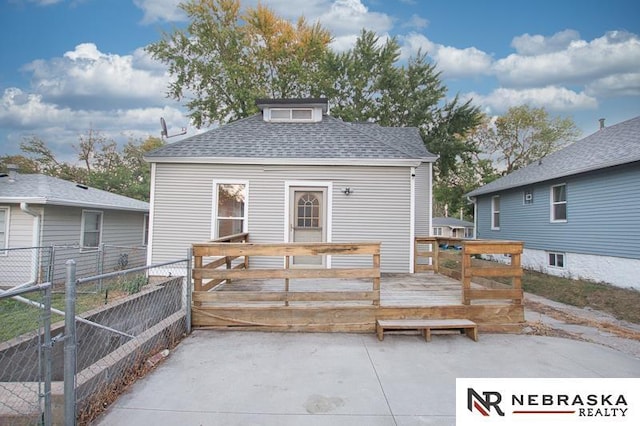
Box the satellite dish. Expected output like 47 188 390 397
160 117 187 139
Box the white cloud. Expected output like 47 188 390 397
399 33 492 78
132 0 184 24
494 30 640 88
511 29 581 56
585 73 640 97
22 43 171 110
402 14 428 30
465 86 598 114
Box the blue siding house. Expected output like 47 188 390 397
467 116 640 290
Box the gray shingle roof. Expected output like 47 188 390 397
432 217 474 228
0 174 149 212
145 114 436 161
467 115 640 197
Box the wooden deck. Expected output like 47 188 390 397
190 236 525 334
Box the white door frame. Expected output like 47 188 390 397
284 181 333 268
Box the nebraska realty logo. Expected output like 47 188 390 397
456 378 639 425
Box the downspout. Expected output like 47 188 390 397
467 196 477 239
409 167 416 273
18 202 41 288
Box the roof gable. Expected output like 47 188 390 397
145 113 436 163
467 115 640 197
0 174 149 212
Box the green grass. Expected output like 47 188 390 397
521 270 640 324
0 274 148 342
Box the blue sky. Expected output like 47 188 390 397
1 0 639 161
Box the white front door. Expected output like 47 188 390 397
290 187 326 267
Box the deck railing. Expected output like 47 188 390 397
193 232 249 291
192 241 381 306
414 237 524 305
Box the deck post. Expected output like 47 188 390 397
511 252 522 304
373 251 380 306
284 255 290 306
193 250 203 292
461 244 471 305
433 239 439 273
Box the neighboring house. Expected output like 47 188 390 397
432 217 474 239
145 98 437 273
0 166 150 286
467 116 640 290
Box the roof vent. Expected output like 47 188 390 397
7 164 18 182
76 184 89 190
599 118 605 129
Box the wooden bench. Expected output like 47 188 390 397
376 319 478 342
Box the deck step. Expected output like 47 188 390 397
376 318 478 342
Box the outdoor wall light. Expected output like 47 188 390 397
342 187 353 196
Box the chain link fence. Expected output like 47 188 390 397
0 257 190 425
0 283 53 426
0 244 147 290
0 247 53 289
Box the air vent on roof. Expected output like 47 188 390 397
76 184 89 190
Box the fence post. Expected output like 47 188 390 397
64 260 77 426
186 248 192 335
42 282 52 426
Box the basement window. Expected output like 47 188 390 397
548 252 565 268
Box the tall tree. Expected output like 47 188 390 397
322 30 483 180
146 0 332 127
482 105 580 174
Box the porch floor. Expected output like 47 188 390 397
208 272 490 307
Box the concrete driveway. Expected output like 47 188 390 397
96 330 640 426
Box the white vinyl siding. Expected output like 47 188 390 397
551 183 567 222
150 163 418 272
491 196 500 230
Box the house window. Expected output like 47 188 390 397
523 189 534 205
491 196 500 230
81 210 103 249
433 227 443 236
297 193 320 228
464 227 474 239
551 184 567 222
270 108 313 121
548 252 565 268
0 207 8 253
143 214 149 246
215 182 247 238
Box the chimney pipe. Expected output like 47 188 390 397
7 164 18 182
599 118 605 130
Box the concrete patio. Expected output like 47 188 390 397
96 330 640 426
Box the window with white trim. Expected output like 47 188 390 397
551 184 567 222
214 183 247 238
491 196 500 230
81 210 103 249
548 252 565 268
433 227 443 236
464 227 474 239
143 214 149 246
270 108 313 121
0 207 8 253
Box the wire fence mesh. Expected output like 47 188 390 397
0 247 53 288
0 283 52 426
1 257 189 425
71 260 189 424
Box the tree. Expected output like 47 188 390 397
322 30 483 180
482 105 579 174
146 0 332 127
